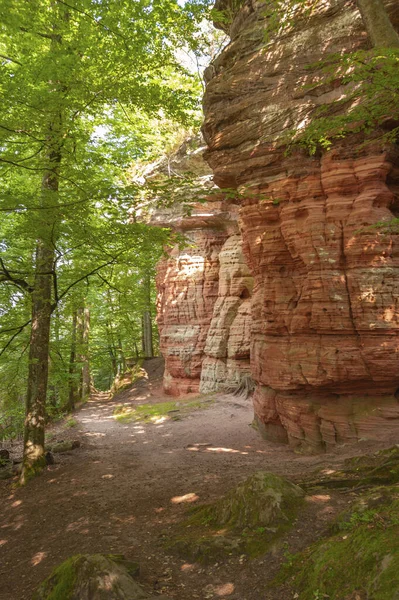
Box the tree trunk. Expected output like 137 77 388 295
21 223 56 482
142 311 154 358
117 335 126 374
357 0 399 47
141 272 154 358
67 309 78 412
77 306 91 401
106 319 118 378
81 307 91 399
21 7 65 484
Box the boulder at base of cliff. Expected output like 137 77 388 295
169 471 304 562
33 554 172 600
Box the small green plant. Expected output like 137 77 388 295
282 541 296 568
65 418 78 428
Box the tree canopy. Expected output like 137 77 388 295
0 0 213 479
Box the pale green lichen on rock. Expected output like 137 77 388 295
168 472 304 562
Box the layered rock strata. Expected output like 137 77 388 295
202 0 399 449
152 141 253 395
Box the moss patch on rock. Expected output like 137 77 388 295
33 555 81 600
168 472 304 563
33 554 168 600
301 445 399 492
277 485 399 600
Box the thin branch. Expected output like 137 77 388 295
56 0 127 41
0 124 45 144
0 320 31 336
52 269 59 305
53 251 125 307
0 157 47 171
0 257 33 292
0 197 91 212
0 54 23 66
97 273 122 293
0 320 31 357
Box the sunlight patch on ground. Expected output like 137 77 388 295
215 583 235 596
186 445 249 455
171 493 199 504
66 517 90 533
306 494 331 503
31 551 47 566
113 397 213 424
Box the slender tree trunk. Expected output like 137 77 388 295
117 335 126 374
357 0 399 47
67 309 78 412
142 311 154 358
108 346 118 378
142 272 154 358
77 306 91 401
81 307 91 399
21 203 57 482
106 319 118 378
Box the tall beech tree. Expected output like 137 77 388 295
0 0 208 481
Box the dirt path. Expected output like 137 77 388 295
0 362 394 600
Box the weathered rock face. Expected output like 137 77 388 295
200 232 253 393
202 0 399 449
153 141 253 395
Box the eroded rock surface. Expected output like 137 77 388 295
202 0 399 449
153 140 253 395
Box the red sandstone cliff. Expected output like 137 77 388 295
202 0 399 450
152 140 253 395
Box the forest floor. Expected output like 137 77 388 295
0 358 397 600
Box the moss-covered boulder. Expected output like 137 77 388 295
280 486 399 600
302 446 399 492
33 554 172 600
169 472 304 562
